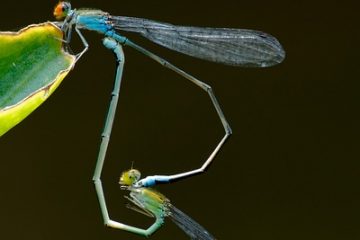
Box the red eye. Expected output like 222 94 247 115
53 1 71 20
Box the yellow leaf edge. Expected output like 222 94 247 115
0 22 76 136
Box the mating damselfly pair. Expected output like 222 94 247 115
53 1 285 239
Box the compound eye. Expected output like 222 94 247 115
129 169 141 182
62 2 71 12
53 1 72 20
119 169 141 186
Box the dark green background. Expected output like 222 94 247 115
0 1 359 239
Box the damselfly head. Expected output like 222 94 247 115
54 1 72 20
119 169 141 186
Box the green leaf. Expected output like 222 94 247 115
0 22 76 136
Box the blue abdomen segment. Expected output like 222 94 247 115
107 32 128 44
139 176 171 187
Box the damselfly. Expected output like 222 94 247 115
54 1 285 237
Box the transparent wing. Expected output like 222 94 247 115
168 204 215 240
110 16 285 67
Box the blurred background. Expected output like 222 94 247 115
0 0 359 239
